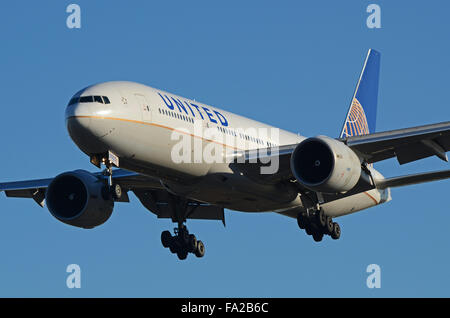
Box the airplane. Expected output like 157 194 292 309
1 49 449 260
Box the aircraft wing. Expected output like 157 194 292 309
230 144 295 184
0 169 153 192
0 169 159 206
0 168 225 222
343 121 450 164
232 121 450 186
374 169 450 189
0 178 54 194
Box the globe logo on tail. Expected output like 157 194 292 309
342 98 370 138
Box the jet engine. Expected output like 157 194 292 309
290 136 362 193
46 170 114 229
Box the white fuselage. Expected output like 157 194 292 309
66 81 390 217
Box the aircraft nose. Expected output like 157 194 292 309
65 102 105 155
66 102 92 134
65 97 112 155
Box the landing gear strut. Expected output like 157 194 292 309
101 157 122 201
161 224 205 260
297 209 341 242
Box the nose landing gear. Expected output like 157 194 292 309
161 225 205 260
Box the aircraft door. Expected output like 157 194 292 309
135 94 152 123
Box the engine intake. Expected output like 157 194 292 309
291 136 362 193
46 170 114 229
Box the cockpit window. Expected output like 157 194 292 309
67 95 111 106
79 96 94 103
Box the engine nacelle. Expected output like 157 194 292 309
290 136 362 193
46 170 114 229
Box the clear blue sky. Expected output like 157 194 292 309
0 1 449 297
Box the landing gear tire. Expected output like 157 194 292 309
188 234 197 253
305 224 313 236
195 241 205 258
161 230 172 248
161 226 205 259
112 183 122 200
326 216 334 234
317 209 327 228
331 222 341 240
169 240 179 254
312 232 324 242
177 248 188 260
297 213 307 229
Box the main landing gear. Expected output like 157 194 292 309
161 224 205 260
159 193 206 260
297 209 341 242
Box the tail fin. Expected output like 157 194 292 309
340 49 381 138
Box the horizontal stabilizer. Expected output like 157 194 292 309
375 169 450 189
